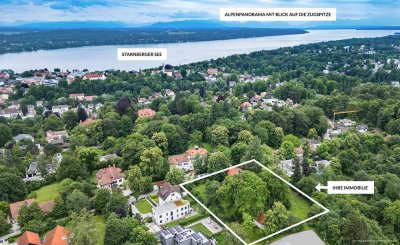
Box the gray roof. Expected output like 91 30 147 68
27 162 39 175
157 225 209 244
158 183 181 201
271 230 324 245
13 134 34 141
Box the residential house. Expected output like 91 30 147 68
82 73 106 81
279 159 294 177
254 212 266 229
164 89 176 100
185 145 208 161
13 134 34 143
69 93 85 101
23 105 36 118
301 138 321 152
138 97 151 106
227 167 242 176
207 68 218 75
168 154 192 172
391 81 400 87
0 107 22 119
17 226 69 245
46 130 69 146
0 72 10 80
43 225 69 245
356 124 368 133
152 183 190 225
79 118 98 126
9 199 54 221
99 153 118 162
338 118 355 127
295 147 304 157
51 105 69 115
240 102 252 111
17 231 41 245
24 161 42 181
157 225 212 245
138 108 156 118
96 164 124 189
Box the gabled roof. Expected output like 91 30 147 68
168 154 189 165
158 182 181 201
138 108 156 118
17 231 40 245
9 198 35 220
96 165 124 186
43 226 69 245
227 167 241 176
185 146 207 157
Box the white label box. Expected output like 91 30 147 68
328 181 374 194
220 8 336 22
117 48 167 61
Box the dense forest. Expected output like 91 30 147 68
1 35 400 244
0 28 306 54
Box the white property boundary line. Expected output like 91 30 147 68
179 159 330 245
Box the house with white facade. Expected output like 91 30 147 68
51 105 69 115
168 154 192 172
152 183 190 225
157 225 213 245
96 164 125 189
46 130 69 146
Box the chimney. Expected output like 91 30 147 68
194 145 199 150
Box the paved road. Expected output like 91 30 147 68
271 230 325 245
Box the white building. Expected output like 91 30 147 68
152 183 190 225
168 154 192 172
279 159 294 177
51 105 69 115
96 165 125 189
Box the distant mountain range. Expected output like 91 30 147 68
1 18 400 30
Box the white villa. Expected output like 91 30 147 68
152 183 190 225
167 145 208 172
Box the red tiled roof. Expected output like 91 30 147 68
9 199 35 220
240 102 252 109
207 68 218 75
96 165 124 186
68 93 84 98
83 73 104 79
39 201 54 213
17 231 40 245
10 199 54 220
227 167 241 176
185 146 207 157
138 108 156 118
168 154 189 165
295 147 304 155
79 118 98 126
257 212 266 225
43 226 69 245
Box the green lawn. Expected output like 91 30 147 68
190 223 213 237
134 199 153 214
289 190 311 220
94 215 106 245
150 194 159 204
201 143 213 152
33 182 61 203
163 213 208 228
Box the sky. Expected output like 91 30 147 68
0 0 399 25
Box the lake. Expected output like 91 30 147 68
0 29 398 73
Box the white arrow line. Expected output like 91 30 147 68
315 183 328 192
